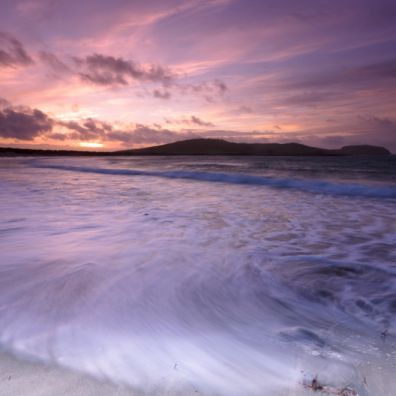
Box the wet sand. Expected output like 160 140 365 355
0 351 137 396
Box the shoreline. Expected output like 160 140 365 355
0 351 138 396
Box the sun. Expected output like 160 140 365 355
79 142 104 148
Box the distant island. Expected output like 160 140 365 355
0 138 391 156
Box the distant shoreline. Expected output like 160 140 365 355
0 138 391 156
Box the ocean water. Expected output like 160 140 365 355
0 155 396 395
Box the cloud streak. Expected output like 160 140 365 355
0 32 33 67
73 53 175 86
1 100 395 151
0 1 396 151
39 51 71 75
0 106 53 140
36 49 228 101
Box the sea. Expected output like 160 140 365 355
0 155 396 395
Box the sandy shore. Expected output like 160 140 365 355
0 349 372 396
0 351 138 396
0 350 303 396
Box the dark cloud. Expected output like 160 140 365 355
237 105 253 114
198 129 273 142
106 124 191 145
53 117 191 146
153 89 171 99
348 59 396 81
213 79 227 94
74 53 175 86
360 115 395 127
71 53 227 101
58 118 112 141
39 51 71 74
0 32 33 67
354 115 396 152
0 101 310 149
189 116 214 127
317 135 346 148
289 115 396 152
46 132 68 141
281 91 339 107
181 78 228 97
0 106 53 140
1 41 228 101
0 100 201 145
0 97 11 108
106 127 274 146
287 58 396 91
2 101 393 151
164 115 215 127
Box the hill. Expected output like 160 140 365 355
116 139 391 156
0 139 391 156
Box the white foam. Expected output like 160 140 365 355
0 157 395 395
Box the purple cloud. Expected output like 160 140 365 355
0 106 53 140
0 31 33 67
153 89 171 99
39 51 71 75
74 53 175 86
188 116 214 127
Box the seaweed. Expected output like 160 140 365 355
303 376 358 396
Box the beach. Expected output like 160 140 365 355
0 155 395 395
0 351 138 396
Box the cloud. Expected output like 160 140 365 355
0 101 201 145
360 115 395 127
236 105 253 114
354 115 396 151
46 132 68 141
165 115 215 127
74 53 175 86
153 89 171 99
106 124 194 145
180 78 228 98
0 100 338 149
0 32 33 67
0 106 53 140
70 53 227 101
281 115 396 152
286 58 396 91
58 118 112 141
195 129 273 142
0 97 11 108
19 44 229 101
189 116 214 127
1 100 394 151
39 51 71 75
48 114 192 146
281 91 339 107
348 58 396 81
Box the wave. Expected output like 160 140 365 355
34 163 396 198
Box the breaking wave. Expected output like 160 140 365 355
34 163 396 199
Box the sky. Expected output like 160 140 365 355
0 0 396 151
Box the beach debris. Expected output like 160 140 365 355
311 377 324 391
338 388 358 396
303 376 358 395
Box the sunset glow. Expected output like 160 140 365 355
79 142 104 149
1 2 396 394
0 1 395 151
